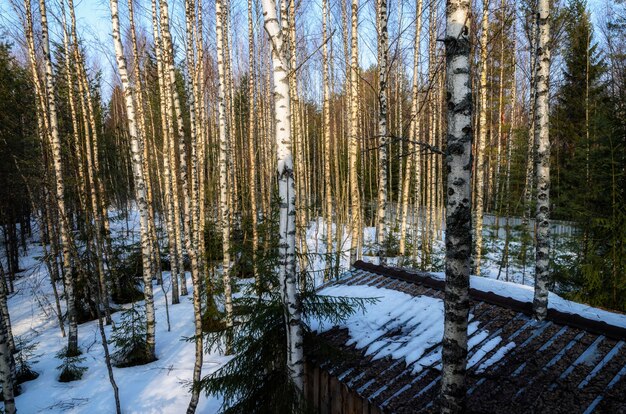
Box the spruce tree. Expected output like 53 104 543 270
551 0 626 311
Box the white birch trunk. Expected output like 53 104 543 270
375 0 389 265
248 0 260 289
150 0 180 304
322 0 333 279
441 0 472 410
533 0 551 320
216 0 234 330
0 308 15 414
472 0 490 275
183 1 204 411
110 0 156 359
30 0 79 355
159 0 189 297
349 0 362 263
261 0 304 390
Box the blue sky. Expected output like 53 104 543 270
0 0 612 103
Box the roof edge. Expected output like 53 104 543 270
352 260 626 340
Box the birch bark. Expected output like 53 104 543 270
375 0 389 265
349 0 362 263
399 0 423 259
183 1 204 411
473 0 490 275
216 0 234 330
322 0 333 279
441 0 472 410
150 0 180 304
159 0 189 297
110 0 156 359
0 308 15 414
29 0 79 355
261 0 304 390
248 0 260 287
533 0 551 320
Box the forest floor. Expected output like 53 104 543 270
303 217 576 288
4 212 580 413
9 214 229 413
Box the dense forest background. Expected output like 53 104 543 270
1 0 624 311
0 0 624 411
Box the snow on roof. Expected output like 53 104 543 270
425 269 626 331
307 262 626 413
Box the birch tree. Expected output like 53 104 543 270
150 0 180 304
399 0 423 259
349 0 362 263
375 0 389 265
261 0 304 390
473 0 490 275
216 0 234 330
533 0 551 320
441 0 473 410
159 0 189 297
182 0 204 411
0 309 15 414
110 0 156 360
322 0 333 278
26 0 79 355
248 0 260 286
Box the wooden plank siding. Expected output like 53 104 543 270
305 362 382 414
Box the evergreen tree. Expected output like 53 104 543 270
551 0 605 222
551 0 626 311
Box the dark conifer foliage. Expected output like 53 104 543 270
196 208 374 413
550 0 626 311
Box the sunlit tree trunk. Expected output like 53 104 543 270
533 0 551 320
349 0 362 263
441 0 473 409
127 0 161 285
159 0 189 297
473 0 490 275
399 0 423 259
375 0 389 265
28 0 79 355
494 0 506 215
183 0 204 411
248 0 260 287
150 0 180 304
110 0 156 359
261 0 304 390
321 0 333 279
216 0 234 331
424 5 438 267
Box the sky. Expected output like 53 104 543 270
0 0 613 103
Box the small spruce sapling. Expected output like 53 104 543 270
110 302 155 367
56 346 87 382
14 336 39 383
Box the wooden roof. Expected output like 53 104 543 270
308 261 626 413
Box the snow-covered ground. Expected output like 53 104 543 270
303 216 577 288
6 217 227 413
0 212 601 413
